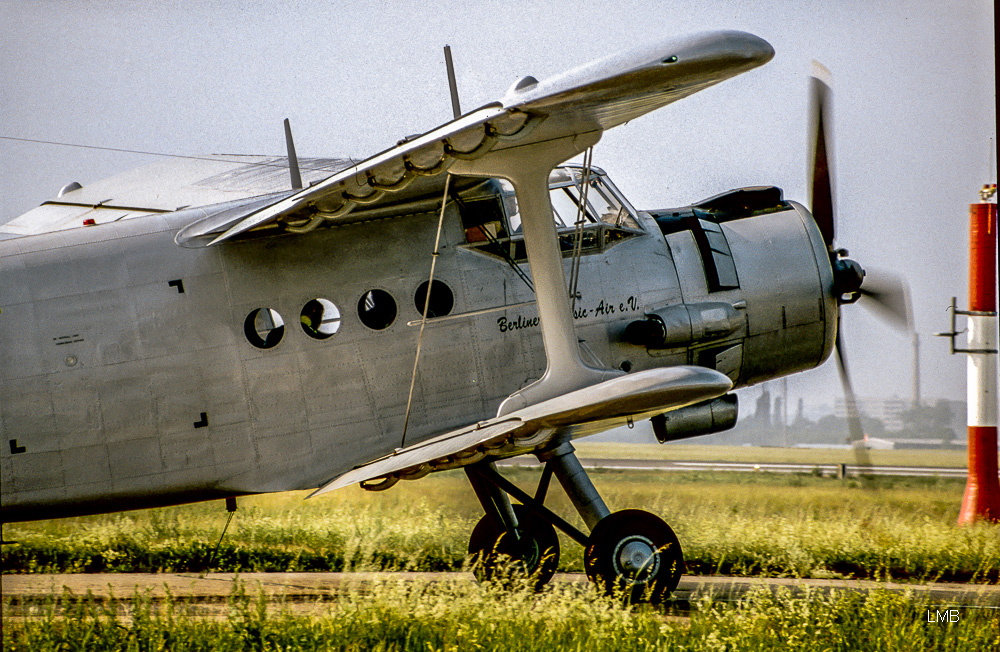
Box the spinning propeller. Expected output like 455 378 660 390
807 67 912 474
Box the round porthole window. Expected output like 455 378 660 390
358 289 397 330
244 308 285 349
414 280 454 318
300 298 342 339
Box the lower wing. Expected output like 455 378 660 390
310 365 731 497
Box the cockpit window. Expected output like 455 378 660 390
458 167 643 264
549 186 580 228
503 168 641 233
550 170 641 231
460 193 508 243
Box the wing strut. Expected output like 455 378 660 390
451 132 620 416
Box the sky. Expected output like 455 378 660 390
0 1 995 413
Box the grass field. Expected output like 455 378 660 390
3 467 997 583
4 579 998 651
574 442 969 467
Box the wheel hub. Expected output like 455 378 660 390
614 535 658 582
584 509 684 604
519 534 541 569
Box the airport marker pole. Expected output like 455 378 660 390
958 183 1000 525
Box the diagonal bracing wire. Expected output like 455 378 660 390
568 147 594 311
482 228 534 292
400 174 453 449
0 135 353 174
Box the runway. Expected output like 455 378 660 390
498 457 970 478
4 572 998 618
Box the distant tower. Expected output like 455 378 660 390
782 377 789 446
755 388 771 426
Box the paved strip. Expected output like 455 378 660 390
498 458 971 478
4 572 997 607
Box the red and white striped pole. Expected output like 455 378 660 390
958 183 1000 525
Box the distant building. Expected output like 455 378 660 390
834 397 907 431
941 399 968 436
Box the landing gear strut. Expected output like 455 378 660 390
464 443 685 602
468 503 559 589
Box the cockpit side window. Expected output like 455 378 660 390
546 171 641 231
563 180 641 230
459 194 508 243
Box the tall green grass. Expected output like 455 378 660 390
3 471 998 582
4 579 998 651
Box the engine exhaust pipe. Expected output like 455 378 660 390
651 394 738 444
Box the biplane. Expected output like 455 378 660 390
0 30 907 602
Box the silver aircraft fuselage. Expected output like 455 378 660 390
0 168 836 521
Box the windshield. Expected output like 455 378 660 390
504 167 641 233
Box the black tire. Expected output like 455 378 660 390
583 509 684 604
468 504 560 590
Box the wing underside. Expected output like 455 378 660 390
311 366 732 497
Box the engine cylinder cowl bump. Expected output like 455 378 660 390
624 302 742 348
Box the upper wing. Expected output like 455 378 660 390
209 31 773 245
310 365 732 497
0 155 353 237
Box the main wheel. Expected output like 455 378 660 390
584 509 684 604
468 504 559 590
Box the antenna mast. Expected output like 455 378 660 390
444 45 462 119
283 118 302 190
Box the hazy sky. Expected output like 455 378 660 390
1 1 995 409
